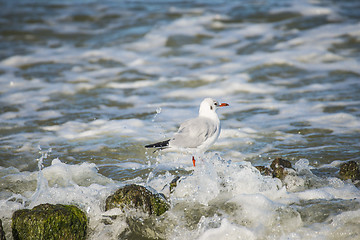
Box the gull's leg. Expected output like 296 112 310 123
192 156 196 167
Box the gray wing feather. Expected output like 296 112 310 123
170 117 217 148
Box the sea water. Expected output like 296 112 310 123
0 0 360 239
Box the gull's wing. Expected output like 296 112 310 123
170 117 218 148
145 139 170 149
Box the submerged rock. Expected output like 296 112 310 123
339 161 360 181
122 216 167 240
105 184 170 216
12 203 87 240
0 219 5 240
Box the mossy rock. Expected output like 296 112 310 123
270 158 293 180
169 176 181 194
270 157 292 170
272 166 287 180
12 203 87 240
105 184 170 216
255 166 272 176
255 158 293 180
339 161 360 181
0 219 5 240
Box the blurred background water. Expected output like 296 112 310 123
0 0 360 239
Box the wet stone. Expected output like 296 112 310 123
105 184 170 216
270 157 293 180
272 166 287 180
270 157 292 170
255 166 272 176
255 158 293 180
123 216 167 240
12 203 87 240
0 219 5 240
169 176 181 194
339 161 360 181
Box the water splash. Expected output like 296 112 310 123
152 107 162 122
29 146 52 207
36 145 52 170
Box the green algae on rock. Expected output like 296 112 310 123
255 157 293 180
254 166 272 176
105 184 170 216
270 157 293 180
270 157 292 170
12 203 87 240
339 161 360 181
169 176 181 194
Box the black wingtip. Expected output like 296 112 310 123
145 139 170 148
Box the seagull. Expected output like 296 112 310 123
145 98 229 166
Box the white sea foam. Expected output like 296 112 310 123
308 113 360 134
1 152 360 239
144 155 360 239
198 219 256 240
42 118 145 140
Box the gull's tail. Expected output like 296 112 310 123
145 139 170 150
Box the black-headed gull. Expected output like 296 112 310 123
145 98 229 166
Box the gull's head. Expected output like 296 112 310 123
199 98 229 117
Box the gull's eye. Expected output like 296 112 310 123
214 102 218 106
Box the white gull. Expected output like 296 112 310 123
145 98 229 166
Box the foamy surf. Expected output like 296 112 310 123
3 153 359 239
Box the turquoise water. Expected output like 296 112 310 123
0 0 360 239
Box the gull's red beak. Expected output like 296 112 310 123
219 103 229 107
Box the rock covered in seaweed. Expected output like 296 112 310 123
169 176 181 194
270 157 292 170
339 161 360 181
12 203 87 240
255 157 293 180
105 184 170 216
270 157 293 180
254 166 272 176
